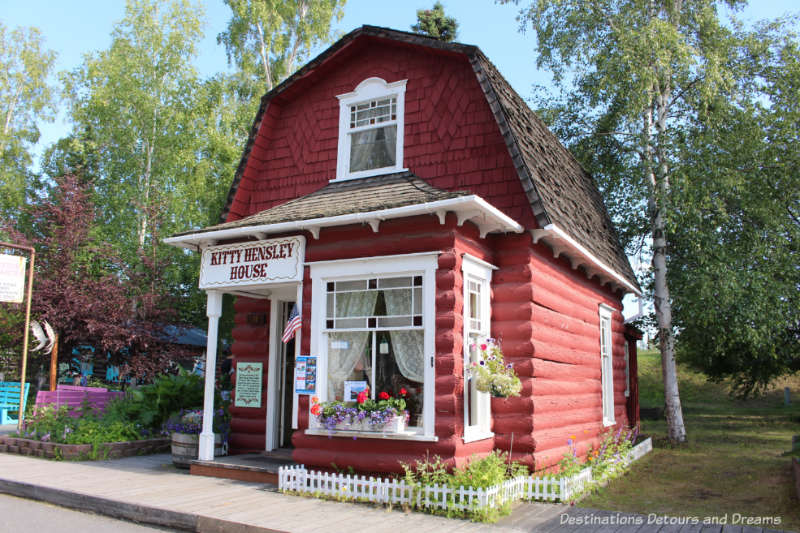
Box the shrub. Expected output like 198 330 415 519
104 370 203 431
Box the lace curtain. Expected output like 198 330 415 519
327 290 377 399
349 125 397 172
383 289 424 383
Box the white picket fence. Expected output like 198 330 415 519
278 464 593 512
278 437 652 513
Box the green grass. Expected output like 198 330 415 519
582 350 800 531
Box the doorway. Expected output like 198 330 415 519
277 301 296 449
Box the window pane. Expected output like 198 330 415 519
467 333 481 427
336 280 366 291
377 316 412 327
335 290 377 318
328 332 372 402
378 276 412 288
351 96 396 127
413 288 422 314
350 125 397 172
374 330 424 428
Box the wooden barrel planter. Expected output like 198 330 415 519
171 433 227 469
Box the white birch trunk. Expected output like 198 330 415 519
648 79 687 443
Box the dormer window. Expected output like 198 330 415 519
336 77 407 181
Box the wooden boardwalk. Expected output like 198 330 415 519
0 453 790 532
0 453 560 532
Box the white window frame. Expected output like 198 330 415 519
624 341 630 398
462 254 496 443
335 77 407 181
308 253 437 441
599 304 615 426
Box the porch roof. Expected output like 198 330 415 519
164 172 524 249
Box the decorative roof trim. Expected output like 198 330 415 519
165 195 524 251
531 224 642 296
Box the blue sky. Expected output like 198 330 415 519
5 0 797 156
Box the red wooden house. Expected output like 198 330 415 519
166 26 642 473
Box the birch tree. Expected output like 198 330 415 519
0 23 56 220
218 0 346 91
508 0 763 442
63 0 205 261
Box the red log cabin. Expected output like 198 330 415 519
166 26 643 474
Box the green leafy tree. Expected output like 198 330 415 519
669 27 800 396
62 0 206 261
218 0 346 91
0 23 57 221
507 0 780 442
411 2 459 42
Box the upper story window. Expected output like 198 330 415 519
336 77 407 181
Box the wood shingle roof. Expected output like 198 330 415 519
212 25 639 290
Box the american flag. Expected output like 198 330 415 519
282 304 302 343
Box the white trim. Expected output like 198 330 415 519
305 251 440 267
292 283 302 430
266 296 280 451
199 290 222 461
624 341 630 398
165 195 524 249
598 304 615 427
309 253 438 439
461 253 498 272
304 428 438 442
461 255 493 443
598 303 616 314
531 224 642 296
335 78 407 181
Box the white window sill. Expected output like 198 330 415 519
463 429 494 444
305 428 438 442
332 167 409 183
603 418 616 427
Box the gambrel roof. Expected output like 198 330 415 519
185 26 640 293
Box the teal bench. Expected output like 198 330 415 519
0 382 30 425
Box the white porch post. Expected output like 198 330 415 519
199 290 222 461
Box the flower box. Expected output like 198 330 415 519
311 413 407 434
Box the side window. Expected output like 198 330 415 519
336 77 407 180
599 304 615 426
462 255 494 442
624 341 630 398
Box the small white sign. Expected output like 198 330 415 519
0 255 26 303
199 236 305 289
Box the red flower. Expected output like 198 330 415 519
356 389 368 404
399 388 407 396
480 344 487 351
310 403 321 416
378 391 390 400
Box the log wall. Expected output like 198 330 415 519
229 296 270 453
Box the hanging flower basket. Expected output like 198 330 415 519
469 338 522 398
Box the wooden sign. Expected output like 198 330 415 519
0 255 26 303
234 362 263 408
199 236 305 289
